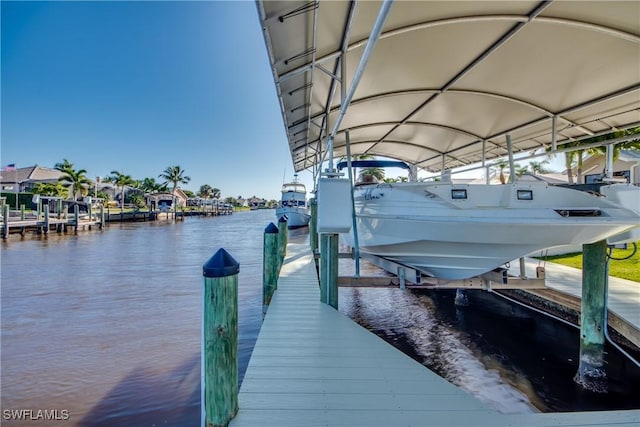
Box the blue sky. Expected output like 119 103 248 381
1 0 314 200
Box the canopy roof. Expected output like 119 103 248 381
256 1 640 173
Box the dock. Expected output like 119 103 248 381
231 242 640 426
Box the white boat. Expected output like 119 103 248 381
276 175 310 229
343 181 639 280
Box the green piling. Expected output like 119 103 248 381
277 215 288 271
202 248 239 427
575 239 608 393
319 233 339 309
263 223 280 316
309 198 318 253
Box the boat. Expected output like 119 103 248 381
276 175 310 229
342 179 639 280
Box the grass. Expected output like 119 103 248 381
540 241 640 282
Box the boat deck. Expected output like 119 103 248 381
231 243 639 426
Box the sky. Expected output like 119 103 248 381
1 0 315 201
1 1 569 201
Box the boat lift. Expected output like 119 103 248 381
338 251 547 291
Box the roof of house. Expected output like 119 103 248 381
0 166 64 183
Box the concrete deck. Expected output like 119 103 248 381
232 243 639 426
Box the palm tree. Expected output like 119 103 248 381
56 161 91 200
159 165 190 210
198 184 213 199
528 159 552 175
140 177 167 194
212 188 221 199
108 170 135 211
54 159 74 174
496 160 508 184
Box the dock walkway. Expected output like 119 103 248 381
232 243 639 426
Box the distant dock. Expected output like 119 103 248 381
1 203 233 239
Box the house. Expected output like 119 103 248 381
578 149 640 184
147 189 188 210
0 165 64 193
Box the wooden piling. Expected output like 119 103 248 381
37 198 42 220
319 233 339 309
20 204 25 221
309 198 318 253
2 204 8 239
57 199 63 219
277 215 288 271
202 248 239 427
575 239 608 393
263 223 279 315
100 205 105 229
43 204 50 234
74 205 79 233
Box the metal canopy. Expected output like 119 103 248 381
256 1 640 174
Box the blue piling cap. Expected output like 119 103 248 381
265 222 279 233
278 215 288 223
203 248 240 278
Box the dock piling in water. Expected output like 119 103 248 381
277 215 288 271
2 204 8 239
262 223 279 316
575 239 608 393
202 248 239 427
319 233 339 309
309 198 318 253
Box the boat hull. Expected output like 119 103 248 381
344 182 639 280
276 206 310 229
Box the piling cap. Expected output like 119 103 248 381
203 248 240 278
278 215 288 223
265 222 279 233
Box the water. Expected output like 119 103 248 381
2 212 638 426
339 286 640 413
1 211 270 426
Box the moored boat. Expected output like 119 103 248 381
343 181 639 280
276 175 310 229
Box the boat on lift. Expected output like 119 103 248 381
276 174 310 229
339 162 639 280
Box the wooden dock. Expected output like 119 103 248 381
231 243 640 426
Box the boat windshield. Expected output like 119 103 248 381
282 183 306 194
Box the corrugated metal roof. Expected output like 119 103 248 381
256 1 640 174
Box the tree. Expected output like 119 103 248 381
198 184 213 199
108 170 135 209
32 182 69 198
496 160 508 184
159 165 190 209
139 177 167 194
528 160 552 175
55 160 91 200
212 188 221 199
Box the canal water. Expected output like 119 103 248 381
1 210 638 426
